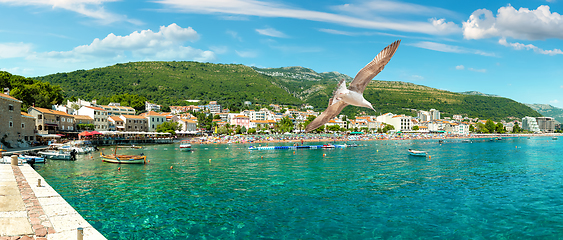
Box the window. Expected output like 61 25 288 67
38 115 42 119
56 117 60 121
9 121 13 127
8 105 14 112
62 118 66 122
22 123 25 129
61 126 65 130
69 126 73 130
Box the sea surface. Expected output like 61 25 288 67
35 136 563 239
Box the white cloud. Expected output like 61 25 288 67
455 65 485 73
154 0 460 35
0 0 141 25
0 43 32 59
410 41 496 56
256 28 288 38
226 30 243 41
550 99 559 104
235 50 258 58
410 75 424 80
499 38 563 55
209 46 228 54
30 23 215 62
468 68 486 73
463 5 563 40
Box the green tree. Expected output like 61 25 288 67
495 123 505 133
247 128 256 134
276 116 294 133
485 119 495 133
327 125 340 132
476 122 489 133
156 122 180 135
512 123 521 133
313 125 325 133
469 125 475 132
412 126 419 131
77 124 95 131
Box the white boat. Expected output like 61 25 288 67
18 155 45 163
408 149 427 157
37 150 74 161
179 140 192 151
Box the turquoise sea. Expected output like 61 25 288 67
35 136 563 239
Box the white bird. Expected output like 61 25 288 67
305 40 401 132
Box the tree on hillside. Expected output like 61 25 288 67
276 116 294 133
1 72 64 111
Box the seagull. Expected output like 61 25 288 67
305 40 401 132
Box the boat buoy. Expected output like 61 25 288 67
118 167 121 171
323 154 326 157
261 156 263 159
428 156 431 159
293 151 295 154
376 150 379 152
170 166 173 169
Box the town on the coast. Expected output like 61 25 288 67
1 87 561 149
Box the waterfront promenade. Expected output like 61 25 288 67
0 162 105 240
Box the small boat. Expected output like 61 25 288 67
408 149 427 157
18 155 45 164
37 150 74 161
100 153 146 164
554 137 559 140
101 147 146 164
322 144 335 149
179 140 191 152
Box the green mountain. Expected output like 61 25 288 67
459 91 500 98
525 104 563 123
35 61 541 121
35 61 303 110
254 66 541 121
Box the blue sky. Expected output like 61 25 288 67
0 0 562 107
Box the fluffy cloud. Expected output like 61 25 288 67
0 0 141 25
256 28 288 38
33 23 215 62
499 38 563 55
455 65 465 70
454 64 486 73
0 43 32 59
463 5 563 40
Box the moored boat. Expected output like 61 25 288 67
179 140 191 151
18 155 45 164
100 153 147 164
37 150 74 161
408 149 427 157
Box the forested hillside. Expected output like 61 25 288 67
36 61 303 110
35 61 541 121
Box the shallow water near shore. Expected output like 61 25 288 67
35 136 563 239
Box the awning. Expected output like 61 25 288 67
44 123 58 127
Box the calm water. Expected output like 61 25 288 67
35 137 563 239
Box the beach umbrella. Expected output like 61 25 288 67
78 131 93 137
90 131 103 135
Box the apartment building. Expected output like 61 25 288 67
28 107 75 134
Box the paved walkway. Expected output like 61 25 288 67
0 163 106 240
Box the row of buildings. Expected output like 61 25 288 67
0 90 559 148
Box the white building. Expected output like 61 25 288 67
145 101 161 112
445 122 470 135
388 115 413 132
418 111 431 122
430 109 440 120
142 111 167 132
76 106 109 131
522 116 541 133
178 119 198 132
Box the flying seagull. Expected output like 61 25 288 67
305 40 401 132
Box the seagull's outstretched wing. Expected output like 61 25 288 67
348 40 401 94
305 101 348 132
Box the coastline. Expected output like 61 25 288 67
188 133 561 145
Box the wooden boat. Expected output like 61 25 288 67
553 137 558 140
408 149 427 157
101 146 146 164
100 153 146 164
179 140 191 152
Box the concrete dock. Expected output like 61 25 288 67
0 161 106 240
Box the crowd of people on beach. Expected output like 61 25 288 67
189 132 520 145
